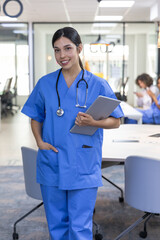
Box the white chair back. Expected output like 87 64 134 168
21 147 42 201
125 155 160 214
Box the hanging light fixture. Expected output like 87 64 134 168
158 22 160 48
90 0 115 53
90 34 115 53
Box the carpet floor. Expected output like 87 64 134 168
0 165 160 240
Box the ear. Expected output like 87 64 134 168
78 43 83 54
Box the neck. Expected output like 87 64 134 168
62 65 82 77
62 65 82 88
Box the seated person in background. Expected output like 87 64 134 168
138 76 160 124
125 76 160 124
134 73 159 110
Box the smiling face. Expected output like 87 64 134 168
53 36 82 71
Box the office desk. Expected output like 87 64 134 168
102 124 160 168
120 101 143 124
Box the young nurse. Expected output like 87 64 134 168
22 27 124 240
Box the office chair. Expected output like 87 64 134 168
114 155 160 240
12 147 43 240
3 77 13 92
10 76 20 114
1 77 13 116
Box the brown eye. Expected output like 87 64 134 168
65 47 72 51
55 49 60 53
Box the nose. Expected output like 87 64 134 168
60 49 65 58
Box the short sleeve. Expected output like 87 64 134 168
21 80 45 122
100 79 124 118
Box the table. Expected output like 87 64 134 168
120 101 143 124
102 124 160 167
101 124 160 202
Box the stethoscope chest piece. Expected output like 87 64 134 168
56 108 64 117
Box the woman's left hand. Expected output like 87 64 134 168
75 112 95 126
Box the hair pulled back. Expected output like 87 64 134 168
52 27 83 69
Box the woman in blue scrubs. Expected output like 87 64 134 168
22 27 124 240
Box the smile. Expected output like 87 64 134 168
60 60 69 65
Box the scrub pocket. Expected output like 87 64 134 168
37 149 58 173
76 147 98 175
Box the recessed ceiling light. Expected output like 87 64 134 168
93 23 117 28
13 30 28 35
99 1 135 8
0 16 17 21
95 16 123 21
1 23 25 28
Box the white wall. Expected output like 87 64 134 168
126 34 149 106
34 29 47 83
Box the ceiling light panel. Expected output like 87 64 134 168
0 16 17 21
92 23 117 28
99 1 135 8
1 23 26 28
95 16 123 21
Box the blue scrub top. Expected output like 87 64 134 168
153 95 160 124
138 95 160 124
22 69 124 190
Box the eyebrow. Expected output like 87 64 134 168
54 44 72 49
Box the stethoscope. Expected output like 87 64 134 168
56 68 88 117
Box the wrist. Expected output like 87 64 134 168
36 139 44 148
91 119 99 127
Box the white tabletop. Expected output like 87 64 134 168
102 124 160 164
120 101 143 124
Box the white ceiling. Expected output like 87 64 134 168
0 0 159 23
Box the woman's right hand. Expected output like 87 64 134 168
38 141 58 153
31 119 58 153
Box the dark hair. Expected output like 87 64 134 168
52 27 83 69
135 73 153 87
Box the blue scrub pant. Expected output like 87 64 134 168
40 185 98 240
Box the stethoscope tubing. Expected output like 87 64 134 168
56 68 88 115
56 68 62 110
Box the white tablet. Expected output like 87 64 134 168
70 95 120 136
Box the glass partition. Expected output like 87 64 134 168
0 23 29 97
34 23 123 86
125 23 157 105
33 22 157 106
